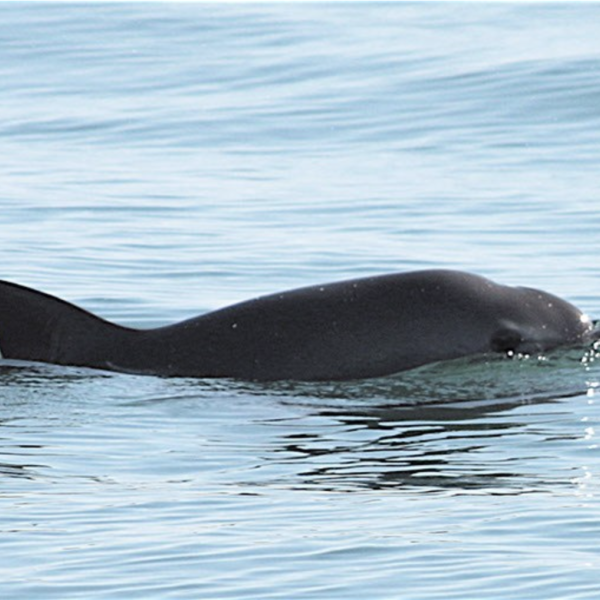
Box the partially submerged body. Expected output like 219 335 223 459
0 270 594 381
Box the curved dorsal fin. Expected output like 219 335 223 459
0 280 131 368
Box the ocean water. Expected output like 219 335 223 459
2 3 600 599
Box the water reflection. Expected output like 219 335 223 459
0 347 598 494
0 460 45 480
253 351 600 493
270 408 536 493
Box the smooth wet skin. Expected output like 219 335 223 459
0 270 594 381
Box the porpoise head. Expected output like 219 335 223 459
489 285 593 356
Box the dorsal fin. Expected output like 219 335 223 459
0 280 131 368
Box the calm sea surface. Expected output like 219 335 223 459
2 3 600 599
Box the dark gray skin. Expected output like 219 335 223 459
0 270 594 381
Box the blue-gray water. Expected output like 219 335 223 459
2 3 600 599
